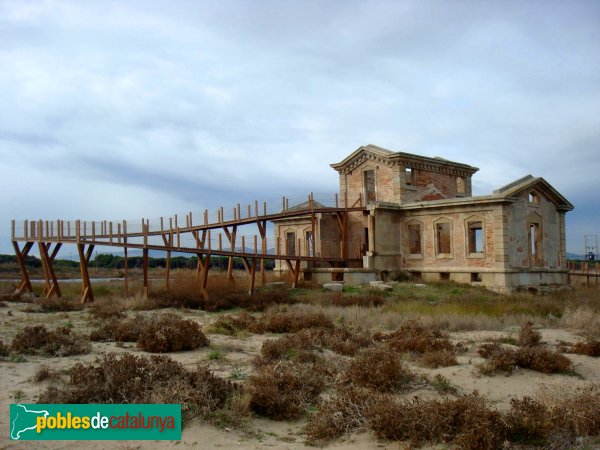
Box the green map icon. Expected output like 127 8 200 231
10 404 49 440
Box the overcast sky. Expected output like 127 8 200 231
1 0 599 255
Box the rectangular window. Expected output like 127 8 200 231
529 223 541 265
286 231 296 256
364 170 376 202
467 221 483 254
407 223 422 255
436 222 451 254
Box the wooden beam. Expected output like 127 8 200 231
13 241 34 296
77 243 94 303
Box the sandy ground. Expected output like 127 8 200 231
1 301 599 450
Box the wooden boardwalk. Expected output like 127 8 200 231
11 193 367 302
568 261 600 287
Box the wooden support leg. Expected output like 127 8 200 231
284 259 301 288
223 225 237 286
197 254 211 300
142 247 149 299
124 244 129 296
77 243 94 303
38 242 62 298
13 241 34 296
242 257 257 295
165 250 171 290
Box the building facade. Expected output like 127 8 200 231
274 144 573 291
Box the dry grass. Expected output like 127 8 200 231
11 326 90 357
345 347 415 392
478 342 573 375
39 353 238 424
276 286 600 333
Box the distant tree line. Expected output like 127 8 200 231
0 253 275 271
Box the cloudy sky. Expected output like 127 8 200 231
1 0 599 255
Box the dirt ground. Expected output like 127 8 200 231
1 291 600 450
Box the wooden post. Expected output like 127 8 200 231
142 247 149 299
124 242 129 296
39 242 62 298
197 254 211 300
248 257 257 295
165 250 171 290
77 243 94 303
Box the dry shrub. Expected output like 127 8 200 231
305 387 374 442
478 343 572 374
345 347 415 392
35 296 84 312
89 315 148 342
419 349 458 368
11 326 90 357
570 339 600 357
518 321 542 347
368 392 507 450
137 313 209 353
376 319 455 354
208 313 258 335
504 396 550 445
247 361 324 420
149 285 295 312
256 311 334 333
307 326 373 356
88 298 127 319
318 292 385 308
39 353 236 424
260 330 319 363
33 365 60 383
211 311 333 335
0 340 9 357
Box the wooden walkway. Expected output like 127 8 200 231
11 193 367 302
568 261 600 287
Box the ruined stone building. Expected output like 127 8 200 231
273 144 573 291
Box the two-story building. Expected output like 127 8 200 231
274 144 573 291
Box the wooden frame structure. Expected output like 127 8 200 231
11 193 365 303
